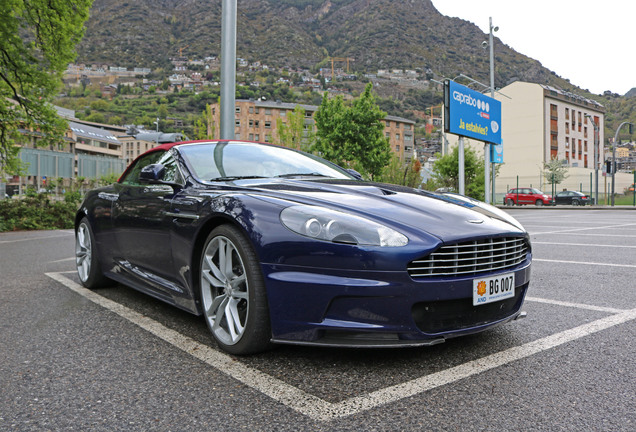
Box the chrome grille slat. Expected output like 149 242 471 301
408 237 529 278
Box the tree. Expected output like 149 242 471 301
543 157 569 195
543 157 569 185
313 83 391 180
276 105 312 150
432 146 486 200
0 0 93 175
193 104 215 140
378 154 423 188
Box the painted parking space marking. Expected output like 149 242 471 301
529 222 636 236
46 271 636 422
533 258 636 269
0 231 73 244
532 241 636 249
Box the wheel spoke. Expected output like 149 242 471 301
226 298 244 341
204 254 226 286
212 296 229 332
230 273 246 290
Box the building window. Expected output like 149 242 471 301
395 145 400 152
265 109 271 115
404 134 413 141
235 120 241 127
235 106 241 114
395 133 400 140
565 108 569 120
254 108 259 114
565 137 569 148
254 120 260 128
254 134 259 141
249 106 254 114
265 121 271 128
385 132 390 138
248 133 254 140
249 120 254 127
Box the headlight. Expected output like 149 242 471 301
280 205 408 247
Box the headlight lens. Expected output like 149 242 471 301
280 205 408 247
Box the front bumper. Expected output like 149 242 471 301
262 259 532 347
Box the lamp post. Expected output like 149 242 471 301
482 17 498 204
610 121 634 206
220 0 237 139
585 114 599 205
153 117 159 146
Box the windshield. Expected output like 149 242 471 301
177 142 354 182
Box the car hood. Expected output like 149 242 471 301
231 178 526 243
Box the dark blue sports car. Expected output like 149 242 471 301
75 140 531 355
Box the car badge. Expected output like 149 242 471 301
467 219 484 224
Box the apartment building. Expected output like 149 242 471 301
493 81 608 193
209 99 417 161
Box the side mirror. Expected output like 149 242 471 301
345 168 363 180
139 163 166 182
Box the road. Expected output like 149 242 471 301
1 209 634 431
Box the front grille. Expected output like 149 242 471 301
408 237 529 278
412 286 526 333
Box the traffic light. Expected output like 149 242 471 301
606 160 612 174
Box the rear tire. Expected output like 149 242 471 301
199 225 272 355
535 200 543 206
75 217 112 289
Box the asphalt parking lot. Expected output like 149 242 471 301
1 208 635 431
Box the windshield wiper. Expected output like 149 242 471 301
208 175 265 182
276 173 330 178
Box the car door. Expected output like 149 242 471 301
112 150 183 294
519 188 531 205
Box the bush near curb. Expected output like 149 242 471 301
0 193 80 232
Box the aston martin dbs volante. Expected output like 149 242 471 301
75 140 531 355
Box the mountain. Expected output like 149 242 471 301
76 0 570 91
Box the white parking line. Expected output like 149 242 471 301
533 258 636 268
0 231 73 244
532 241 636 249
530 222 636 235
45 272 636 422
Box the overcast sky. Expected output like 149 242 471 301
431 0 634 96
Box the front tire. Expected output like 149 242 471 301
506 198 514 206
75 217 111 289
199 225 272 355
572 200 580 206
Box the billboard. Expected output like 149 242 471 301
444 80 502 145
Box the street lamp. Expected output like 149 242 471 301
153 117 159 146
610 121 634 206
482 17 498 204
584 114 599 205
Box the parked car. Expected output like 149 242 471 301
626 184 635 193
75 140 532 355
554 190 591 206
505 188 554 206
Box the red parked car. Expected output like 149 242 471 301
505 188 554 206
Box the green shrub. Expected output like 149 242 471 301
0 193 81 232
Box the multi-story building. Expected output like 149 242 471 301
493 81 611 194
208 99 417 161
441 81 618 196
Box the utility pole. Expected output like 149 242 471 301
585 114 600 205
220 0 237 139
483 17 498 204
611 121 634 206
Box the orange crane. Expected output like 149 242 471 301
178 45 189 58
328 57 354 77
